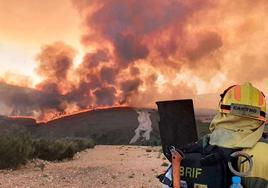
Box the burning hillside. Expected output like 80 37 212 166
1 0 268 120
0 106 163 145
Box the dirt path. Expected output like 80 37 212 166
0 145 168 188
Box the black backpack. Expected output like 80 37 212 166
158 137 240 188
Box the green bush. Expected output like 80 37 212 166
33 139 75 161
70 138 95 151
0 133 96 169
0 134 33 169
33 138 95 161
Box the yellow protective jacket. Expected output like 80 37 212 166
239 142 268 188
209 112 268 187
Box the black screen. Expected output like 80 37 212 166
156 99 198 159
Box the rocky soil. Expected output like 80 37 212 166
0 145 168 188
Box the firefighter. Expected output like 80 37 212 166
209 82 268 188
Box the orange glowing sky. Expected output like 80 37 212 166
0 0 83 83
1 0 268 105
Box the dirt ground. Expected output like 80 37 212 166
0 145 168 188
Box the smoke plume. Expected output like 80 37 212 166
2 0 268 119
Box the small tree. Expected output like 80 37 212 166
0 133 33 169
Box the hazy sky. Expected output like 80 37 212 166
0 0 82 81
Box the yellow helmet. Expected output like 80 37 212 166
219 82 266 122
